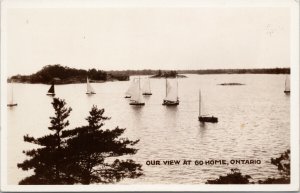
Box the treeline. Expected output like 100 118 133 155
151 70 181 78
107 69 156 76
17 98 142 184
97 68 290 76
9 65 129 84
9 66 290 84
184 68 290 75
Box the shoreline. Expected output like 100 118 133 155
8 73 289 85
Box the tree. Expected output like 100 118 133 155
206 168 253 184
61 105 143 184
206 149 291 184
17 98 72 184
258 149 290 184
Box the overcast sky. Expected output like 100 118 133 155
6 7 290 76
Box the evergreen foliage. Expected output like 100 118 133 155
18 98 142 185
17 98 72 184
206 168 252 184
61 106 142 184
258 149 290 184
206 149 291 184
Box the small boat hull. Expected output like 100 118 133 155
143 93 152 95
47 93 55 96
129 102 145 106
7 103 17 107
284 90 290 94
124 96 131 98
199 116 218 123
162 100 179 106
86 92 96 95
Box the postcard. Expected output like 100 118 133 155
1 0 299 191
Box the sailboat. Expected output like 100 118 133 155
125 78 137 98
46 82 55 96
142 78 152 95
129 77 145 106
284 75 290 94
162 77 179 106
7 83 17 107
198 90 218 123
86 77 96 94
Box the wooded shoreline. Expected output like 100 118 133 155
8 65 290 84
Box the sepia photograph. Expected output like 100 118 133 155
1 0 299 191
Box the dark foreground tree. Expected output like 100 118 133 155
61 105 143 184
206 149 291 184
206 168 253 184
17 98 72 184
18 99 142 184
258 149 290 184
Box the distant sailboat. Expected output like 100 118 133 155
162 77 179 106
284 75 290 94
125 78 137 98
198 90 218 123
142 78 152 95
7 83 17 107
46 82 55 96
129 77 145 106
86 77 96 94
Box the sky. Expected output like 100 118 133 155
5 6 290 76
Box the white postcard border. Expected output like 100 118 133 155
1 0 299 191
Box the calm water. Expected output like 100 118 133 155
7 74 290 184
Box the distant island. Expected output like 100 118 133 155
8 65 129 84
218 83 245 86
150 70 187 78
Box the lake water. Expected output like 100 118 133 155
6 74 290 184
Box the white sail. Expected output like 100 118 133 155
125 78 137 96
164 79 178 102
86 78 95 94
130 77 143 103
285 75 290 92
142 78 151 94
8 83 17 106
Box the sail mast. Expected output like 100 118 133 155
176 75 178 100
138 76 140 102
285 76 287 91
11 83 14 104
165 78 167 97
149 78 151 93
7 82 18 106
199 90 201 117
87 77 89 93
284 75 290 92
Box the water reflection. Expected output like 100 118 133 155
130 105 144 122
142 95 152 102
197 121 208 138
163 105 178 117
199 121 207 128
